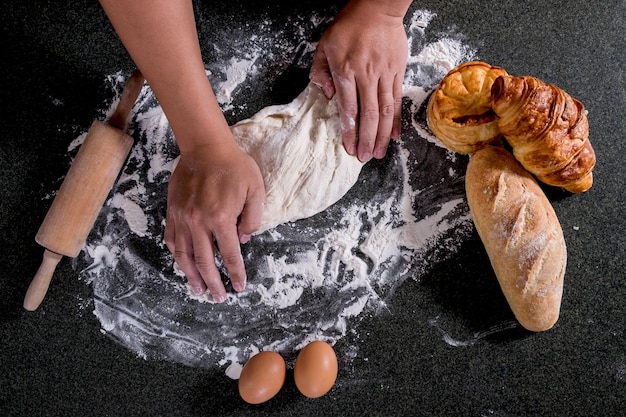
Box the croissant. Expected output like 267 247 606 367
427 61 595 193
491 75 595 193
426 61 508 154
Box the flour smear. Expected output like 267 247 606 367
72 9 477 374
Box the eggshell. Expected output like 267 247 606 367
294 340 338 398
238 351 286 404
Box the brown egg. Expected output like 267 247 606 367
294 340 338 398
238 351 286 404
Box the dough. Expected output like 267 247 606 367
230 82 364 232
171 83 362 232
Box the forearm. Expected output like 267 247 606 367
99 0 230 154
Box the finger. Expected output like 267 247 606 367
334 73 359 157
373 76 396 159
237 183 266 244
391 73 403 140
309 47 336 99
172 224 207 296
164 211 176 254
355 77 379 162
213 222 247 294
190 227 227 302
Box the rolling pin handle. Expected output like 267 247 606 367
23 249 64 311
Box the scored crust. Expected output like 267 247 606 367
465 146 566 331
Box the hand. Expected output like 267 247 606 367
100 0 268 302
164 141 265 302
310 0 410 162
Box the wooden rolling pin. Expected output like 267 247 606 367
24 70 144 311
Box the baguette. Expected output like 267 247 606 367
465 146 566 331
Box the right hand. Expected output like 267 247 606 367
164 141 265 302
309 0 410 162
99 0 267 302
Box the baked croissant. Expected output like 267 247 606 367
426 61 508 154
427 61 595 193
491 75 595 193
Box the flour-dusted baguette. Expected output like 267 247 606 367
465 146 566 331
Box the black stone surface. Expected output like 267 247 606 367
1 1 625 416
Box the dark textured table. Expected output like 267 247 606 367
1 1 625 416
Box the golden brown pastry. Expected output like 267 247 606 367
426 61 595 193
491 75 595 193
466 145 566 332
426 61 508 154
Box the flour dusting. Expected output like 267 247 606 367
72 9 477 374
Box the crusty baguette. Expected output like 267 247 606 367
465 145 566 331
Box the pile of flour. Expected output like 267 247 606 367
71 9 477 374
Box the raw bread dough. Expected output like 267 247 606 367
231 82 364 232
171 82 363 232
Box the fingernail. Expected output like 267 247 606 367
360 152 372 162
346 144 357 155
212 293 227 303
232 281 245 292
239 233 251 244
374 148 386 159
192 286 205 295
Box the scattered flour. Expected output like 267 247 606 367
110 193 148 237
415 38 475 72
72 9 478 374
215 57 259 110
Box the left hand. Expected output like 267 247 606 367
310 0 410 162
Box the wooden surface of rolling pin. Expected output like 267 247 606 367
24 70 144 311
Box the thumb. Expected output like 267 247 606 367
309 47 336 99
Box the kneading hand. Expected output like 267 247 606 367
164 142 265 302
310 0 411 162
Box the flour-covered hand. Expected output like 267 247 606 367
164 142 265 302
310 0 412 162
